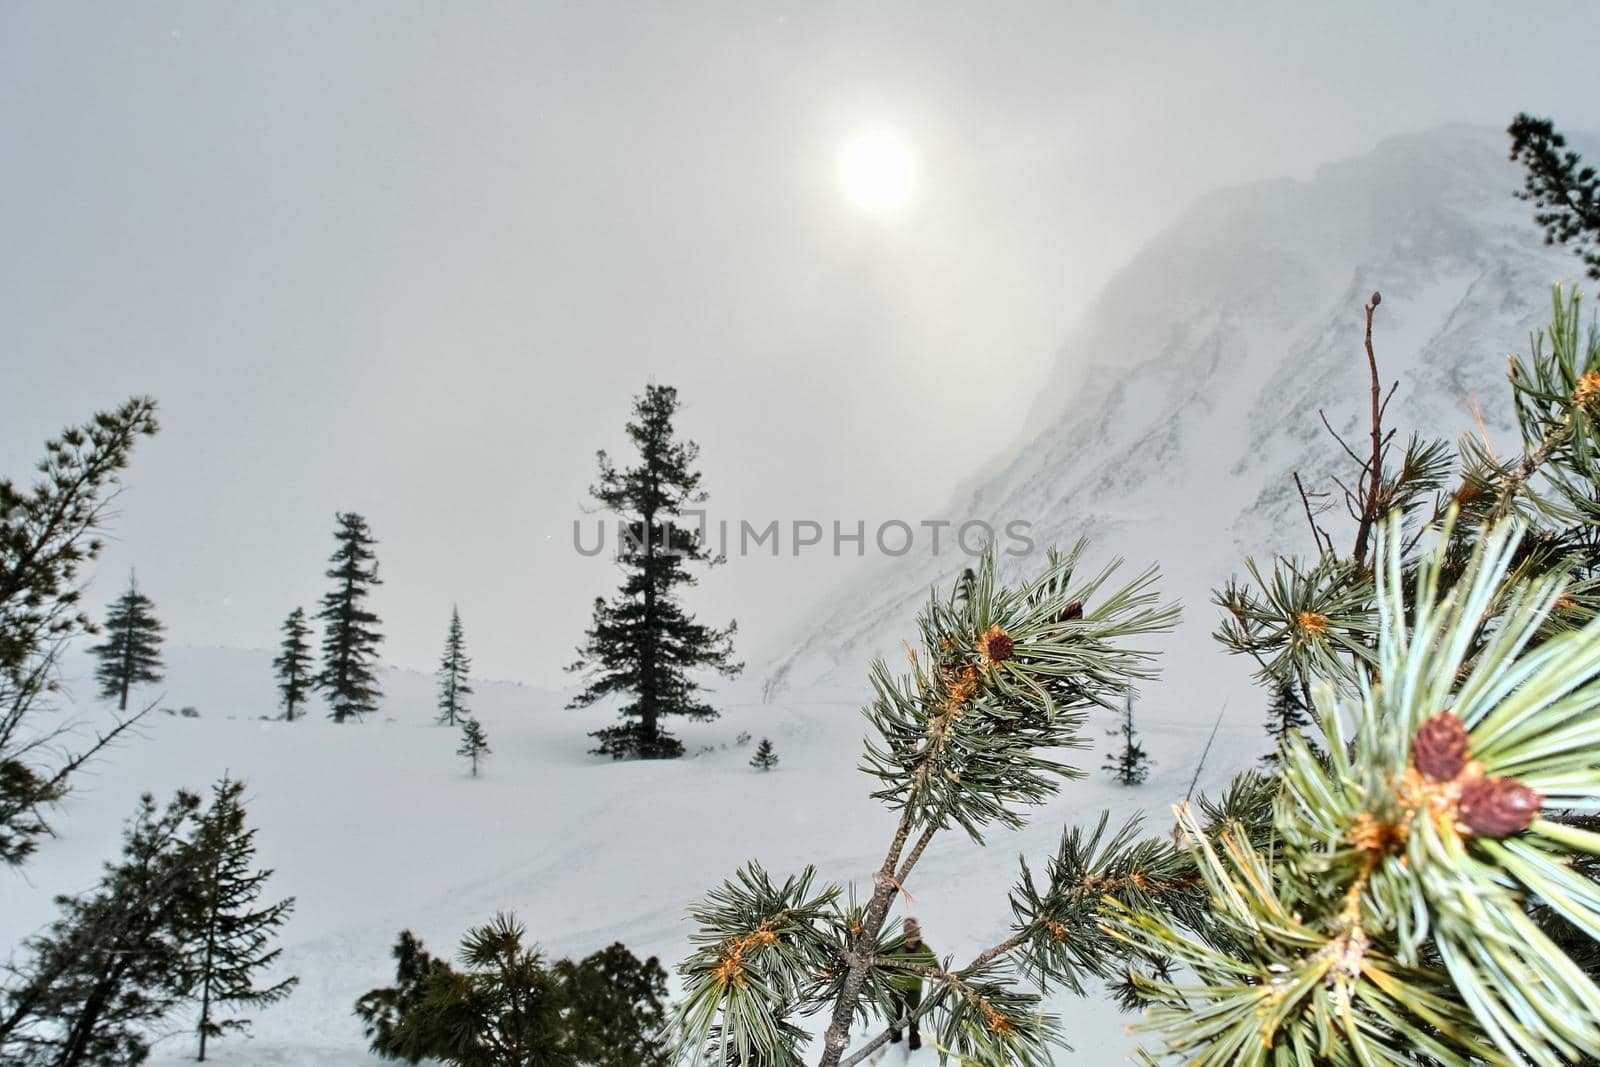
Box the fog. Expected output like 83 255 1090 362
3 2 1596 682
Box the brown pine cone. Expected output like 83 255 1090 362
1458 776 1542 837
1060 601 1084 622
1413 712 1470 781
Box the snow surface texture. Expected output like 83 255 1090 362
2 125 1590 1064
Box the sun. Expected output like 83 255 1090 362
836 130 919 216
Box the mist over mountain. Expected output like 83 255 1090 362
768 124 1587 716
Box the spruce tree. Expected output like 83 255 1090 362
89 573 165 711
568 385 742 760
0 790 199 1066
1509 114 1600 280
272 607 313 722
0 397 158 866
1103 691 1151 786
436 606 472 727
749 738 779 772
316 512 383 722
457 718 490 777
181 776 297 1062
1260 676 1312 765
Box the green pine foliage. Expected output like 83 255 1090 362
316 512 384 722
0 398 158 866
0 790 200 1066
750 738 779 772
89 573 165 712
668 548 1187 1067
457 718 490 777
181 777 297 1062
436 606 473 726
1510 114 1600 280
354 915 669 1067
1113 518 1600 1066
568 385 742 760
273 607 314 721
1104 692 1151 786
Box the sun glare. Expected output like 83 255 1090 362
837 130 919 216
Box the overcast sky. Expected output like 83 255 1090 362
3 3 1597 685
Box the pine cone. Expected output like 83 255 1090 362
1413 712 1469 781
976 624 1015 664
1458 776 1542 837
1370 291 1382 307
1060 601 1084 622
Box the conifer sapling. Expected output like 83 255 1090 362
272 607 313 722
749 738 778 772
458 718 490 777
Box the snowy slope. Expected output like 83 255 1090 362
3 125 1591 1065
2 646 1241 1065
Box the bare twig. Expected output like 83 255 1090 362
1293 472 1333 556
1351 293 1385 568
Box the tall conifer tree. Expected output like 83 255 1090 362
181 777 297 1061
316 513 383 722
272 608 313 722
89 573 165 711
568 385 741 759
436 607 472 727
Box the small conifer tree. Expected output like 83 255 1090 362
181 776 297 1061
749 738 779 772
436 606 473 727
316 512 383 722
90 572 165 711
272 607 313 722
1260 676 1313 765
1103 692 1151 786
458 718 490 777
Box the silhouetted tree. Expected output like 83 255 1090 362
1104 691 1151 786
457 718 490 778
272 608 313 722
749 738 779 772
1261 678 1314 766
0 397 158 866
1510 114 1600 280
89 573 165 712
568 385 741 759
435 607 472 727
316 513 383 722
180 777 297 1061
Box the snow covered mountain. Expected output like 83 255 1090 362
769 124 1586 720
5 125 1593 1066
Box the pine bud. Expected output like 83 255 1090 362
1060 601 1084 622
977 624 1015 664
1458 776 1542 837
1370 291 1382 307
1413 712 1469 781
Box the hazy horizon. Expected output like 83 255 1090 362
5 4 1599 685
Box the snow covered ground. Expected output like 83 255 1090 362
2 642 1265 1065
